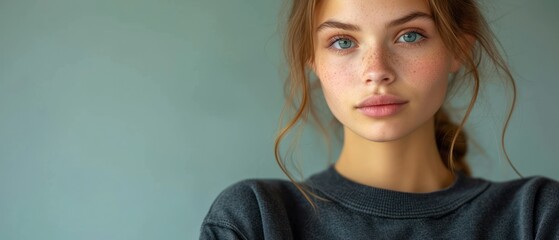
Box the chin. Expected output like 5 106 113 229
362 133 407 143
350 126 412 143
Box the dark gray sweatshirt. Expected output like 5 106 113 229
200 166 559 239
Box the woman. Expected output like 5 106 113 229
200 0 559 239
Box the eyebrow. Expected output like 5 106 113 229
316 21 360 32
316 11 433 32
388 11 432 27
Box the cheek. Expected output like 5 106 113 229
403 50 452 99
314 60 358 105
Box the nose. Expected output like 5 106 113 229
362 45 396 85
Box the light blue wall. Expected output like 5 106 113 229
466 0 559 179
0 0 557 239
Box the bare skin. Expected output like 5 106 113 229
312 0 461 193
336 116 455 193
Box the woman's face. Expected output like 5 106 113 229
312 0 461 142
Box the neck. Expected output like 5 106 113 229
334 117 455 193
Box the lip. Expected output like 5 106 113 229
356 94 408 117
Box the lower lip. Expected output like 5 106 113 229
357 103 407 117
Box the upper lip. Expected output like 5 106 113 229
356 94 408 108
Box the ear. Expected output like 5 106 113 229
450 34 476 73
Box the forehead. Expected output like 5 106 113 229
315 0 431 26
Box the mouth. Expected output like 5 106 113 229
356 94 408 107
356 94 408 117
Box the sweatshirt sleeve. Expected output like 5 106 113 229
199 221 246 240
533 177 559 240
198 180 265 240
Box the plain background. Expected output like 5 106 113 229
0 0 558 239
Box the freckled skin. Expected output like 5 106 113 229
313 0 461 142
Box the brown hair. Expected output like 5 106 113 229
275 0 520 208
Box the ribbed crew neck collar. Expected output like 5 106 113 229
305 165 490 218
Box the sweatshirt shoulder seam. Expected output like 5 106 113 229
201 219 249 240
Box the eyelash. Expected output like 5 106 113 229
396 30 427 45
327 30 428 54
327 35 356 54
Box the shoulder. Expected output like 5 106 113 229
484 176 559 238
486 176 559 200
521 177 559 239
207 179 303 214
200 179 305 239
214 178 300 201
482 175 559 207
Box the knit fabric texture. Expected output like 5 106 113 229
200 166 559 239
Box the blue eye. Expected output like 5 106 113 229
331 38 355 50
397 31 425 43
